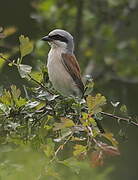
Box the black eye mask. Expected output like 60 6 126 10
49 34 68 43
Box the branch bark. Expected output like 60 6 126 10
101 111 138 127
0 54 53 94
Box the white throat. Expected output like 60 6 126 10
49 40 67 52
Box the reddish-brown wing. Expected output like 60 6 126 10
61 53 84 93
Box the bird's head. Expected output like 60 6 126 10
42 29 74 53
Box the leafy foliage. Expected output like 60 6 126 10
0 33 137 179
0 35 121 165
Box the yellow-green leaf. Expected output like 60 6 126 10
86 94 106 114
53 118 75 131
120 104 127 113
15 97 27 107
19 35 33 59
0 54 11 68
11 85 21 99
3 26 17 37
35 101 46 110
31 71 43 83
103 132 118 147
0 89 13 106
73 144 87 157
41 138 55 158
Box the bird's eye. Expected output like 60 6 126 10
49 34 68 43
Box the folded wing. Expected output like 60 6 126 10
61 53 84 94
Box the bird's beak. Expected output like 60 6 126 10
41 36 52 41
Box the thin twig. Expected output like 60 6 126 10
55 134 73 155
0 54 53 95
86 125 93 136
50 133 73 163
28 74 54 95
0 54 17 66
101 111 138 127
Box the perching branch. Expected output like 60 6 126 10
27 74 54 95
1 56 138 129
101 111 138 127
0 54 53 95
0 54 17 66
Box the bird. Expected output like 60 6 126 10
41 29 84 97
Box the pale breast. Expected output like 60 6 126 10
47 48 80 96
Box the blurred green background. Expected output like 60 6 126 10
0 0 138 179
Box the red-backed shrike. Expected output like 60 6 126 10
42 29 84 97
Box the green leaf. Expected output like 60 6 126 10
19 35 33 59
41 138 55 158
81 112 88 120
18 64 32 78
53 118 75 131
11 85 21 99
120 104 127 113
0 89 13 106
10 85 27 107
81 112 97 127
54 128 72 142
0 54 11 68
73 144 87 157
86 94 106 114
30 71 43 83
16 97 27 107
0 85 27 108
0 103 10 114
